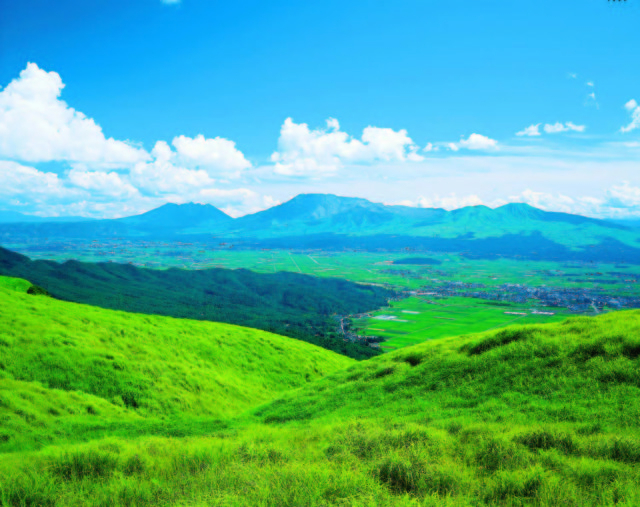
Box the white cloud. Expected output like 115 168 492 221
516 124 541 137
418 193 485 209
508 188 640 218
398 194 486 210
126 141 271 216
517 122 585 136
0 160 71 198
392 184 640 219
512 189 580 213
621 99 640 133
565 121 586 132
161 0 181 4
0 63 148 168
67 168 139 198
543 123 567 134
457 133 498 150
271 117 423 176
361 126 424 162
543 122 585 134
405 189 614 217
424 142 435 152
606 182 640 208
197 189 280 218
586 81 594 87
130 141 214 195
171 134 251 177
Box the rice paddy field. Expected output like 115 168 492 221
352 296 570 351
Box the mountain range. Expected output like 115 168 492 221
1 194 639 262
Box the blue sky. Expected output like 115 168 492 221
0 0 639 218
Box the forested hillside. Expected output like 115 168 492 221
0 247 392 359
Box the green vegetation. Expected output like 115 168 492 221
16 246 640 297
1 275 639 506
0 276 352 452
354 296 568 351
0 247 392 359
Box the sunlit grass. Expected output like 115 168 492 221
1 276 639 505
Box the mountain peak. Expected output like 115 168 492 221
117 201 232 227
497 202 537 211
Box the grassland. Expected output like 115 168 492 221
0 276 352 453
1 275 640 506
354 296 569 351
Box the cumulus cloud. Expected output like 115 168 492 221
543 122 586 134
0 160 72 198
130 141 215 195
0 63 272 218
172 134 251 177
125 141 270 216
456 133 498 150
200 189 279 218
67 168 139 198
0 63 148 168
516 124 541 137
621 99 640 133
271 117 423 176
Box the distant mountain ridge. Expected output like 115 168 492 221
2 194 640 263
116 202 232 230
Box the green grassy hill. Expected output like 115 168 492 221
0 276 352 453
1 277 639 506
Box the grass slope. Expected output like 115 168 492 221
2 278 640 506
0 276 352 452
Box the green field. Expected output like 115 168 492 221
2 276 640 506
353 296 569 350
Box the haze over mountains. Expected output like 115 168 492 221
2 194 640 263
0 210 91 223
